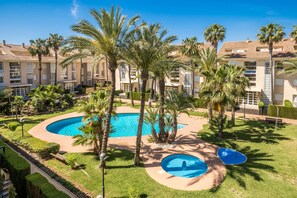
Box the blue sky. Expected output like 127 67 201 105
0 0 297 46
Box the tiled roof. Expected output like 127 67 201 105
218 39 297 59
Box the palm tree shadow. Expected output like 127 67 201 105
198 119 283 191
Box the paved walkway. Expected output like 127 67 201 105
29 106 226 191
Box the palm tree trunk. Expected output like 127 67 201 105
168 115 178 143
158 78 166 142
231 106 235 126
192 70 195 96
55 51 58 85
80 58 83 87
149 78 154 107
105 57 109 84
218 105 223 138
38 55 42 85
134 73 148 166
137 77 141 92
151 127 158 143
269 43 274 104
128 65 134 106
208 102 213 123
100 67 116 167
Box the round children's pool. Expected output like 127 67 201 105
46 113 186 138
161 154 208 178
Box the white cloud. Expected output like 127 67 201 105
71 0 79 17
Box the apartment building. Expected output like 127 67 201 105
0 41 110 96
219 39 297 109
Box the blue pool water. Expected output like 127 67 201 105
161 154 208 178
217 148 247 165
46 113 186 138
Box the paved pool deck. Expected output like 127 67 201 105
29 106 226 191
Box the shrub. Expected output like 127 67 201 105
7 122 19 131
74 86 86 95
65 155 77 169
11 137 60 159
0 141 30 197
284 99 294 108
193 98 207 108
258 101 265 108
268 105 297 119
131 92 149 101
25 173 69 198
115 90 124 96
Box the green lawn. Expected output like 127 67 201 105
44 118 297 198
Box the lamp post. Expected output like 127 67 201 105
100 153 107 198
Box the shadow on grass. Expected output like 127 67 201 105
199 119 285 191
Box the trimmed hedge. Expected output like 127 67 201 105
126 92 150 101
268 105 297 119
26 173 70 198
0 141 30 198
10 137 60 159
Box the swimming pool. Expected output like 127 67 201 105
46 113 186 138
161 154 208 178
217 147 247 165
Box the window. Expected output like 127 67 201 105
275 94 283 101
275 79 284 86
27 63 35 84
293 95 297 103
0 76 3 84
121 65 126 81
244 61 257 86
50 63 55 83
265 62 271 74
0 62 3 73
194 76 200 82
95 64 99 77
10 62 21 84
239 91 259 105
184 73 191 86
42 75 47 80
101 62 105 77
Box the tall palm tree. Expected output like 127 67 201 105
204 24 226 52
195 48 222 122
122 24 177 165
180 37 201 96
47 34 64 85
257 23 285 104
28 39 49 84
290 25 297 43
65 6 142 166
164 91 194 143
226 64 250 126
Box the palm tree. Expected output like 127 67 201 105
12 96 24 120
257 23 285 104
122 24 176 165
180 37 201 96
65 6 142 166
195 48 222 122
47 34 64 85
28 39 49 84
164 91 194 143
128 64 135 106
282 59 297 75
204 24 226 52
199 64 231 138
144 107 159 143
290 26 297 43
226 64 250 126
75 90 116 154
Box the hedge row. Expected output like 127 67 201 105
268 105 297 119
26 173 69 198
126 92 150 101
10 136 60 159
0 141 30 197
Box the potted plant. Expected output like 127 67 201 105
258 101 265 115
